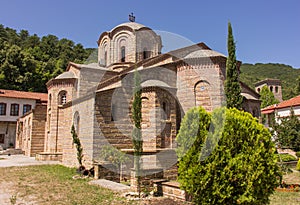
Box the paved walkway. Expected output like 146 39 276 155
89 179 131 193
0 154 59 167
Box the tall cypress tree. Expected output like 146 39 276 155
132 68 143 197
225 22 243 109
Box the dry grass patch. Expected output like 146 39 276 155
2 164 300 204
270 192 300 205
0 165 135 205
282 170 300 184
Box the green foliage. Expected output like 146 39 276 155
296 151 300 158
225 22 243 109
131 69 143 197
71 125 83 167
274 108 300 151
98 145 129 167
277 154 297 162
296 159 300 171
260 85 280 108
0 24 93 92
175 106 211 160
240 63 300 100
177 107 281 204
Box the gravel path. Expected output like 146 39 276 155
0 154 59 167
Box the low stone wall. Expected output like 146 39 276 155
94 162 120 183
35 152 63 161
130 168 164 192
154 181 192 202
0 148 24 155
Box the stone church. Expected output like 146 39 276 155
22 20 260 177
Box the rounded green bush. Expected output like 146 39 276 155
176 107 281 205
297 159 300 171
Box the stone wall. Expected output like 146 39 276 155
45 79 76 154
16 105 47 157
176 59 226 114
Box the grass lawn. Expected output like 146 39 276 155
270 191 300 205
0 165 135 205
1 164 300 204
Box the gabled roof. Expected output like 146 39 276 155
0 89 48 102
261 95 300 114
255 78 281 87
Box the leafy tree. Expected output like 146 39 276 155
0 25 93 92
225 22 243 109
260 85 280 109
131 69 143 197
177 107 280 204
296 75 300 95
274 108 300 151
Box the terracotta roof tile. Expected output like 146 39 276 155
261 95 300 114
0 89 48 102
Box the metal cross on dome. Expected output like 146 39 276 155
129 12 135 22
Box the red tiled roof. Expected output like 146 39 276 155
0 89 48 102
261 95 300 114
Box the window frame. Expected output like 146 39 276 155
121 46 126 62
10 103 19 116
0 103 7 115
23 104 32 115
58 91 67 105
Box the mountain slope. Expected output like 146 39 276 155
240 63 300 100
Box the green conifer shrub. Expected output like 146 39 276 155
176 107 281 204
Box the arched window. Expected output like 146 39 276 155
162 100 170 120
194 81 211 111
73 111 80 134
49 94 52 107
270 86 273 92
47 113 51 132
121 46 126 62
275 86 279 93
143 48 150 59
58 91 67 105
111 104 117 121
257 88 261 93
104 51 107 66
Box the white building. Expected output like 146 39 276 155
261 95 300 127
0 89 47 149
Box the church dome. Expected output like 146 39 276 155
97 20 162 69
111 22 148 32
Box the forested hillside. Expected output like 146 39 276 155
240 63 300 100
0 24 95 93
1 25 299 100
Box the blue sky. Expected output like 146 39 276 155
0 0 299 68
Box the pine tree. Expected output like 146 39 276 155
225 22 243 109
131 69 143 197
